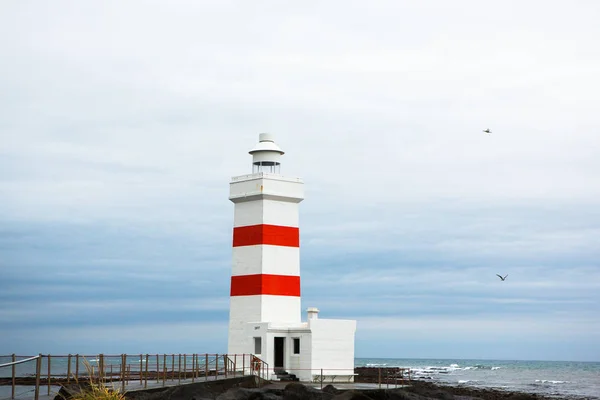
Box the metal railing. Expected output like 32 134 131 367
0 353 268 400
267 367 412 389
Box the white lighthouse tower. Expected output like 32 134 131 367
228 133 356 382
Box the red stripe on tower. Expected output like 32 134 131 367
233 224 299 247
230 274 301 296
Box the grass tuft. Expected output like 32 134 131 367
63 357 127 400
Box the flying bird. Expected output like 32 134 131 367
496 274 508 281
483 129 491 134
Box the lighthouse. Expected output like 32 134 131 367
227 133 356 382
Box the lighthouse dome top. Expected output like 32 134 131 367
249 133 285 174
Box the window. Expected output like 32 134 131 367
254 337 262 354
293 338 300 354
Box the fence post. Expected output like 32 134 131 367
242 354 245 376
67 354 72 384
34 354 41 400
224 355 227 378
11 354 16 400
162 354 167 387
183 354 187 381
139 354 143 385
191 354 195 382
156 355 160 383
126 355 130 387
47 354 51 396
378 367 381 389
320 368 323 390
144 354 149 388
215 354 219 376
205 354 208 381
234 354 237 376
120 355 125 393
178 354 182 384
75 354 79 382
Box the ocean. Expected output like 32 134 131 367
356 357 600 399
1 356 599 399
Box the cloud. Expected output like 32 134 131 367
1 0 599 360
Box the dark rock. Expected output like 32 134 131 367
283 382 334 400
216 388 282 400
53 383 94 400
323 385 340 394
331 391 375 400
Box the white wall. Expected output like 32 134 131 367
261 295 301 323
309 319 357 378
286 330 313 382
233 199 300 227
232 245 300 276
261 326 312 381
228 296 262 354
229 296 302 355
230 174 304 204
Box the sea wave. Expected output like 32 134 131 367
535 380 570 384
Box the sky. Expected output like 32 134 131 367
1 0 599 362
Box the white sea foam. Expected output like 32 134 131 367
535 380 569 384
491 367 501 370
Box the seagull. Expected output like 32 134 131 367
496 274 508 281
483 129 492 134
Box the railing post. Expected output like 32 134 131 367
156 354 159 383
224 355 227 378
215 354 219 376
144 354 149 388
242 354 245 376
205 354 208 381
183 354 187 381
75 354 79 382
320 368 323 390
191 354 195 382
178 354 182 384
162 354 166 387
126 355 130 387
99 354 104 385
11 354 16 400
171 354 175 382
234 354 237 376
47 354 51 396
140 354 143 385
67 354 72 384
34 354 41 400
121 354 126 393
378 367 381 389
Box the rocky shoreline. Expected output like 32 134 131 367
49 373 584 400
204 381 570 400
114 379 574 400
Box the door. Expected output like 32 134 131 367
274 337 285 370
